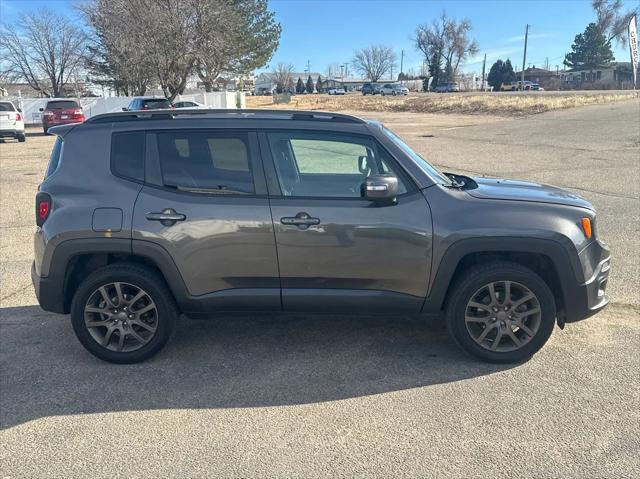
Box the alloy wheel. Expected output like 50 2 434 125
83 282 158 352
464 281 542 352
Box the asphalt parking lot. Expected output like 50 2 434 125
1 100 639 478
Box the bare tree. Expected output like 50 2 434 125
271 62 294 92
0 9 86 97
82 0 281 99
592 0 639 44
325 63 341 79
415 11 478 88
351 46 397 82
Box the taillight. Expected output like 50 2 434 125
16 112 22 121
36 192 51 226
72 109 84 120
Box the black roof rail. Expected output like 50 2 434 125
86 108 366 124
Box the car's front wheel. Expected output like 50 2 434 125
445 261 556 363
70 264 177 364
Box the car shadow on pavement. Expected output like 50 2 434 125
1 306 516 429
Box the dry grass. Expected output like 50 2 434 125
246 91 638 116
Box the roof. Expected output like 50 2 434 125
85 108 366 125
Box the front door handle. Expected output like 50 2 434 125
146 208 186 226
280 212 320 229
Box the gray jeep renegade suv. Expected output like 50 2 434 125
32 109 610 364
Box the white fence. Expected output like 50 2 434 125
8 91 245 125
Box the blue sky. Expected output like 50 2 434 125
1 0 636 78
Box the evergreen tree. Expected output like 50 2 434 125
306 75 314 93
564 23 614 79
316 75 323 93
295 77 305 94
503 59 516 82
487 59 516 90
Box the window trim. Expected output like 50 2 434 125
110 131 146 184
259 129 417 200
144 129 267 197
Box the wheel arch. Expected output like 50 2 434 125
45 238 187 314
423 237 582 323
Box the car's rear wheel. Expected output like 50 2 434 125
17 134 26 142
445 261 556 363
70 264 177 364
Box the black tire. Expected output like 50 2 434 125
17 134 26 142
43 126 49 135
445 261 556 363
70 263 178 364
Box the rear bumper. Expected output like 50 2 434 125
31 261 66 314
0 128 24 137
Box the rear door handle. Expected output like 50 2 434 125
280 212 320 229
146 208 186 226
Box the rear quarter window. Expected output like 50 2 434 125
45 137 63 178
111 132 145 182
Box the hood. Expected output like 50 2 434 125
466 177 594 210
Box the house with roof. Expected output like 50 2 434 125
560 62 636 88
254 72 321 95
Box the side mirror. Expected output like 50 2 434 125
17 108 22 113
363 174 399 203
39 107 44 112
121 107 128 111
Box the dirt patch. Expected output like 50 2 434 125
247 92 638 116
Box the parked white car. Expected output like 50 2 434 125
327 88 346 95
0 100 26 142
380 84 409 96
173 100 208 109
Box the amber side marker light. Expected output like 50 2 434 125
581 217 592 239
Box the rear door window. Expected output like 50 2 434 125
156 130 254 194
111 132 145 182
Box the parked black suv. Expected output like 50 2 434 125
32 109 610 364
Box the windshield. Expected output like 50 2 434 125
380 126 452 185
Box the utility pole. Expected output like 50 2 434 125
390 64 394 81
521 24 529 91
400 50 404 83
481 53 487 91
307 60 311 75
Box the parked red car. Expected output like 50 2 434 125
40 100 85 134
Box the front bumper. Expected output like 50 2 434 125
562 240 610 324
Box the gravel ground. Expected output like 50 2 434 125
1 99 639 478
